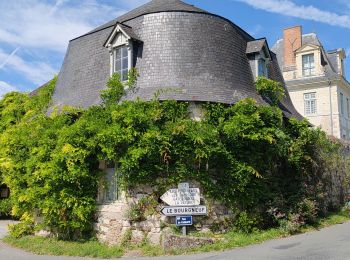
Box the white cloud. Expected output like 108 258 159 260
0 0 125 53
346 48 350 57
235 0 350 29
0 49 57 85
0 81 18 98
0 0 146 91
0 47 21 70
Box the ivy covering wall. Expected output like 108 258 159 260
0 74 348 239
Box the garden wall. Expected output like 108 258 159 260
94 183 231 246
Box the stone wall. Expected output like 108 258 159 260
94 182 231 246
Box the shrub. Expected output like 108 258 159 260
234 211 258 233
0 198 12 218
125 196 158 223
9 216 34 238
280 213 303 235
297 198 318 224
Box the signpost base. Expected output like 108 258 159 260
182 226 187 236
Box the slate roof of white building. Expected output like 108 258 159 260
272 33 340 80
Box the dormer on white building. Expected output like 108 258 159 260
294 43 328 78
327 48 346 77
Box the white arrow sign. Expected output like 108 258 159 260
161 206 207 216
161 187 200 206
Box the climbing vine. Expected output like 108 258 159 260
0 73 348 239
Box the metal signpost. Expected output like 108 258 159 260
160 183 207 236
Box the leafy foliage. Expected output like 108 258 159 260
255 77 285 105
0 72 348 240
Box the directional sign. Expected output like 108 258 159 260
176 216 193 226
161 206 207 216
160 188 200 206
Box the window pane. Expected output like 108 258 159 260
122 47 128 58
105 168 116 202
115 48 121 60
122 57 128 70
304 92 317 115
122 69 128 81
115 58 121 72
302 54 315 76
113 46 130 81
258 59 266 77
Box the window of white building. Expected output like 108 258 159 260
302 54 315 77
304 92 317 115
340 93 344 115
347 98 350 118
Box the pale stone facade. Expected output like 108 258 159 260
273 26 350 140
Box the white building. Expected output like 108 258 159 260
273 26 350 139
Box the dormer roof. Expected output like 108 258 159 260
246 38 271 60
104 23 141 48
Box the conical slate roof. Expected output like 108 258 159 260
52 0 303 120
78 0 210 39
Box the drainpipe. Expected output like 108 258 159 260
328 79 334 136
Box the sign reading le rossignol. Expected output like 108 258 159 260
161 205 207 216
160 183 200 206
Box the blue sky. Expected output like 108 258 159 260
0 0 350 97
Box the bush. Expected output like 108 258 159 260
125 196 158 223
9 218 34 238
0 198 12 218
280 213 303 235
234 211 259 233
297 198 318 224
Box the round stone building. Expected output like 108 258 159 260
52 0 303 246
52 0 301 120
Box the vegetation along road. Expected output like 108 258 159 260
1 221 350 260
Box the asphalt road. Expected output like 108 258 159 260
1 221 350 260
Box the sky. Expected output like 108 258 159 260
0 0 350 97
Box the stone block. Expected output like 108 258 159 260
162 234 214 250
35 230 52 238
131 230 145 244
147 232 161 245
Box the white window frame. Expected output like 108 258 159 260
302 54 315 77
347 97 349 118
304 92 317 115
113 46 130 81
106 29 133 81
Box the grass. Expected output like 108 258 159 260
3 209 350 258
3 236 124 258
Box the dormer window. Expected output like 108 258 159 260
104 23 142 81
114 46 129 81
246 38 271 80
302 54 315 76
258 58 268 77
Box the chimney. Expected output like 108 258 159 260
283 26 302 67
